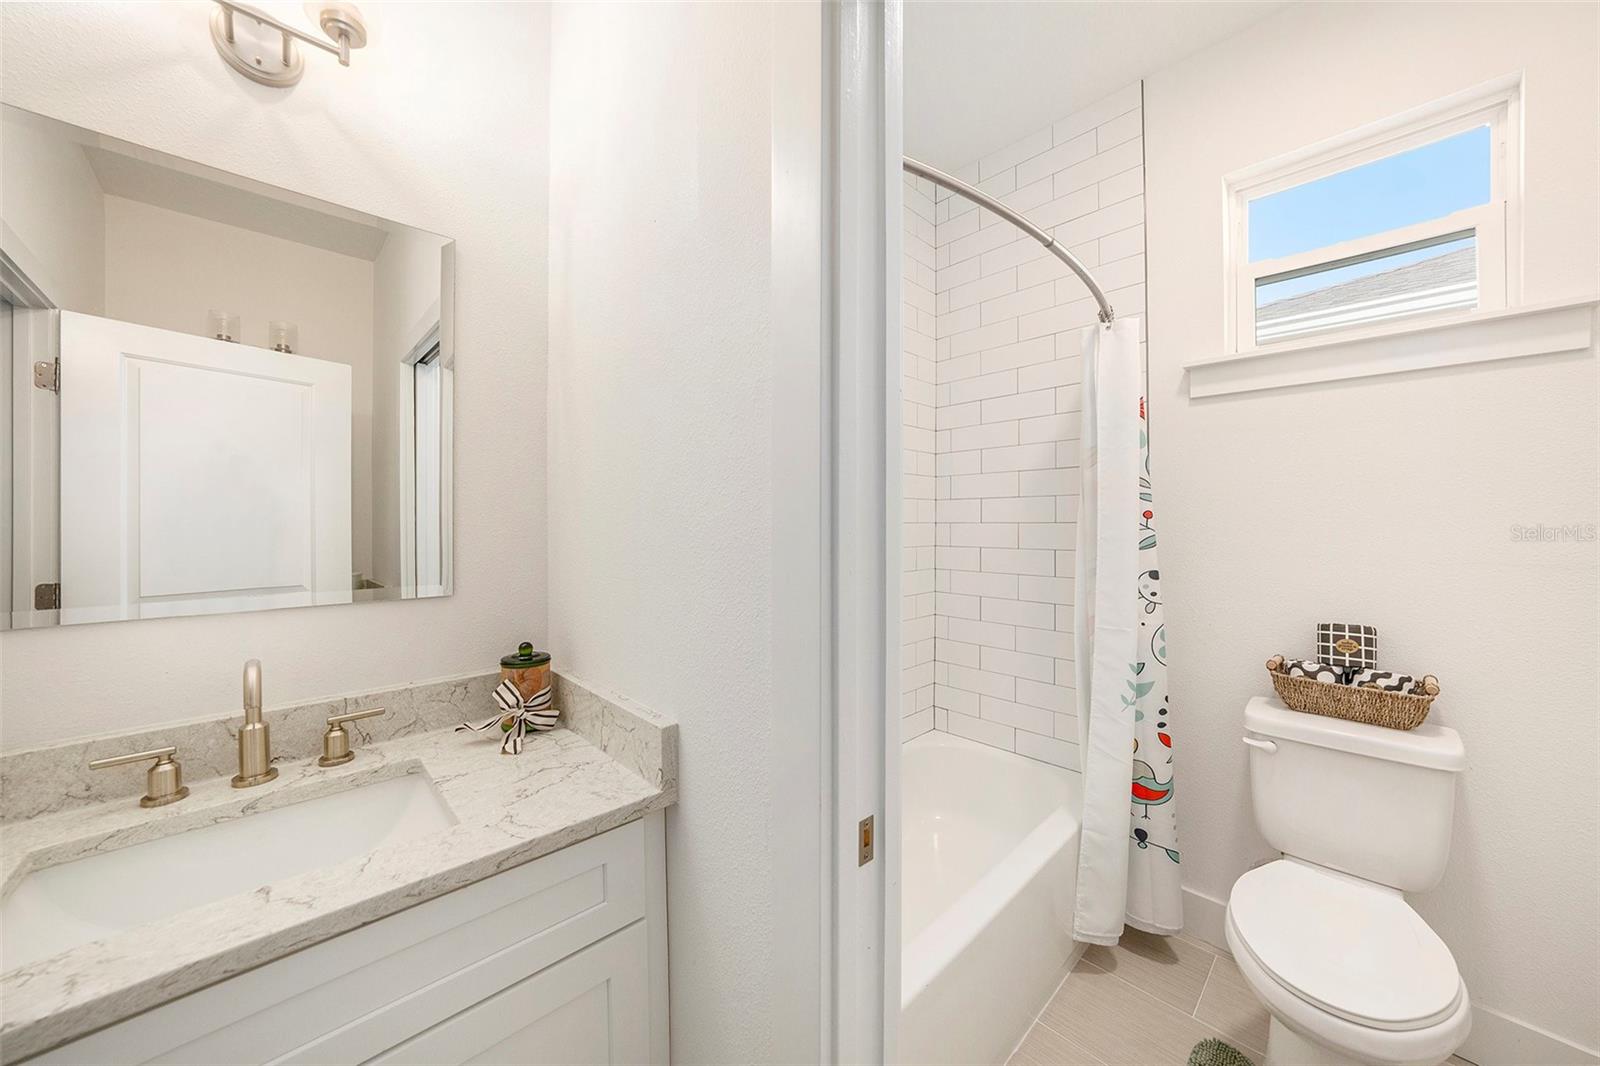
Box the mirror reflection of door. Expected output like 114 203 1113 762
58 312 353 623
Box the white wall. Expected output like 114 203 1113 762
901 174 938 740
1144 2 1598 1058
0 1 548 750
0 106 105 313
101 196 378 579
918 85 1148 774
546 3 781 1062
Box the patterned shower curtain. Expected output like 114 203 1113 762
1072 317 1182 945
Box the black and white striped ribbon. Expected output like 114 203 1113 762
456 680 559 754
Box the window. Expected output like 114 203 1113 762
1226 78 1520 351
399 316 451 600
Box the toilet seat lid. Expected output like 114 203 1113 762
1229 860 1462 1031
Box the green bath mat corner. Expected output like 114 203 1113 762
1187 1037 1256 1066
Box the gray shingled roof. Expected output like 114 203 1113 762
1258 247 1475 321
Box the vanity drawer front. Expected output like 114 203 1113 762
26 819 649 1066
368 920 650 1066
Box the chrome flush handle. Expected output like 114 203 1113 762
90 746 190 808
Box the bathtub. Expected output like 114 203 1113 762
899 730 1084 1066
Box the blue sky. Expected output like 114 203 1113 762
1249 125 1491 263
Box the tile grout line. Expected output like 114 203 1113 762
1085 937 1220 1017
1042 965 1240 1060
1069 944 1260 1062
1022 935 1278 1065
1030 959 1114 1064
1009 961 1074 1061
1014 957 1111 1066
1196 955 1270 1061
1095 961 1202 1019
1194 953 1218 1020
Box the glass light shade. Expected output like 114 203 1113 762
268 320 298 354
208 309 241 343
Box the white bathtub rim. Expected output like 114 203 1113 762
901 804 1080 1010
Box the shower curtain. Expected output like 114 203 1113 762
1072 316 1182 945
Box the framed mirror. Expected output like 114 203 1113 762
1 104 455 628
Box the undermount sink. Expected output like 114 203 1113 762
1 772 456 972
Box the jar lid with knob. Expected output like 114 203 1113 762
501 642 551 670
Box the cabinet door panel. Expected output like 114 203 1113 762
25 821 648 1066
468 984 611 1065
369 922 650 1066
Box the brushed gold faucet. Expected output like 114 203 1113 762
232 659 278 788
318 706 387 766
90 746 189 807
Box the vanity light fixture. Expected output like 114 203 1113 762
210 1 368 89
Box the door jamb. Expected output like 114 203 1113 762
769 1 902 1061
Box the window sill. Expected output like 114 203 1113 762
1185 297 1598 398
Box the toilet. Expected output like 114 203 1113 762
1227 696 1471 1066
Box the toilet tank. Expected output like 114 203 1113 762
1244 696 1466 892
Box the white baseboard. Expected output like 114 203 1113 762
1180 887 1599 1066
1458 1004 1600 1066
1182 885 1229 953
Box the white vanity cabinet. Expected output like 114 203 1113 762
25 813 669 1066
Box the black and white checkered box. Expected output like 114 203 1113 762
1317 622 1378 674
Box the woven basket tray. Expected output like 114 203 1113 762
1265 655 1440 731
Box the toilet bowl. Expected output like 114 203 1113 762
1226 859 1471 1066
1229 698 1470 1066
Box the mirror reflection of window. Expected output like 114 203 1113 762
413 344 444 598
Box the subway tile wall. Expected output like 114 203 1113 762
901 174 938 740
901 81 1147 773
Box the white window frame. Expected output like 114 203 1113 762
1224 75 1522 355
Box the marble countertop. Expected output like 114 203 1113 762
0 678 676 1062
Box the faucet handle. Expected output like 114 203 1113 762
319 707 386 767
90 746 190 808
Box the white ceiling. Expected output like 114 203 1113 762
905 0 1287 170
84 146 394 261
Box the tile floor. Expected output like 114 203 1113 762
1006 929 1473 1066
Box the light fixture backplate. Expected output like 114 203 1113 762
211 5 305 88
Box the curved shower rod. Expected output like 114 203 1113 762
903 156 1114 325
